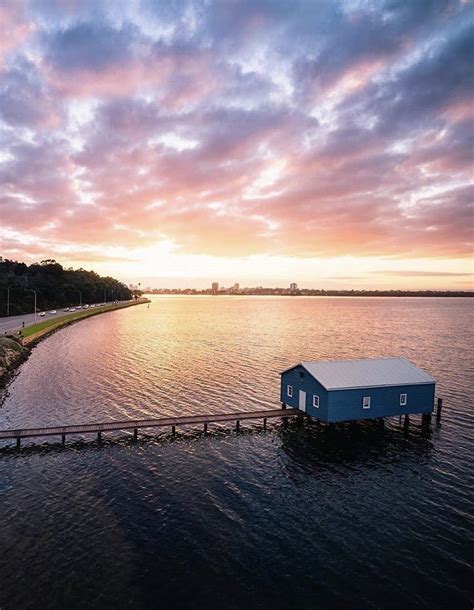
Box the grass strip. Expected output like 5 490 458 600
21 301 145 339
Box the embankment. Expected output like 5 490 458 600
0 337 29 391
0 299 150 391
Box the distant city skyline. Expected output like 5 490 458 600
126 274 473 292
117 264 473 291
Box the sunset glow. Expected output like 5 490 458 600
1 0 473 288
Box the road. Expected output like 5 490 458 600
0 302 129 335
0 312 43 335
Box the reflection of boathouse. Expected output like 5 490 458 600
280 357 435 422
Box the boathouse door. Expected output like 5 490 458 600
299 390 306 412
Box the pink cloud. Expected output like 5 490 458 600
1 0 472 268
0 3 33 68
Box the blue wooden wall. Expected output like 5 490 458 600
328 383 435 422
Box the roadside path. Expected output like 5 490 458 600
0 302 130 335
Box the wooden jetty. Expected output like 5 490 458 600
0 408 300 448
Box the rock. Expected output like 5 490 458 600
0 337 29 386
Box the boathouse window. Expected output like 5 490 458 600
287 385 293 398
362 396 371 409
400 393 407 406
313 395 320 408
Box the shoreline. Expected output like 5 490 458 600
0 299 150 395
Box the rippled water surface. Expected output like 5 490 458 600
0 296 473 609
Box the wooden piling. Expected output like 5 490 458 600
61 434 66 446
204 422 208 434
281 403 286 410
16 437 20 449
97 431 102 443
263 417 267 430
436 397 443 422
236 420 240 432
171 425 176 437
133 428 138 441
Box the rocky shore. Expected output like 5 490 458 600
0 336 29 391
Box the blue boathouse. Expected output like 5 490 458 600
280 357 436 422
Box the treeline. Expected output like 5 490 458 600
0 259 132 316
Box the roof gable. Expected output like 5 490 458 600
281 357 435 391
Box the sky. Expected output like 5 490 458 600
0 0 473 290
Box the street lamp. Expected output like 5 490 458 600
25 289 37 324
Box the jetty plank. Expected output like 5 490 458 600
0 408 300 442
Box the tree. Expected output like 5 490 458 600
0 258 132 315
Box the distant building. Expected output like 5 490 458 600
289 282 298 291
280 357 435 422
212 282 219 294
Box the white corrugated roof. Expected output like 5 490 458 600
284 357 435 391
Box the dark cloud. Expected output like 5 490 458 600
339 20 474 137
0 57 57 127
43 21 140 72
292 0 467 101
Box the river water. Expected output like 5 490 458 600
0 296 472 609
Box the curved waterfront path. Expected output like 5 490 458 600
0 300 137 335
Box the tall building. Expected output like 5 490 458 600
212 282 219 294
233 283 240 292
290 282 298 291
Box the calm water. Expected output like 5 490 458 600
0 296 473 610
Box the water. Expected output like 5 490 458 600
0 296 473 609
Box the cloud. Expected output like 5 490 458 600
0 0 472 269
0 2 33 67
337 19 474 137
44 21 140 72
372 271 473 277
0 56 59 127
